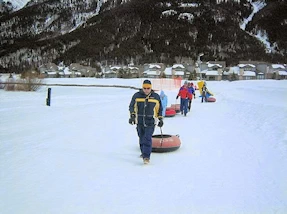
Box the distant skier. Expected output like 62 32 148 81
160 90 168 117
129 79 163 164
201 82 208 103
191 82 196 98
176 81 191 116
187 82 195 111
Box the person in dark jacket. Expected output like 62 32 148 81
201 82 208 103
129 80 163 164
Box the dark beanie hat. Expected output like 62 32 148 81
142 79 152 88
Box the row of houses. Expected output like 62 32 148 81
38 61 287 80
201 62 287 81
39 63 100 78
141 62 287 80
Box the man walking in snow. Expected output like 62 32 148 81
201 83 208 103
187 82 195 111
176 81 191 116
129 80 163 164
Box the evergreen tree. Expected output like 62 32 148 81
188 72 193 80
230 72 237 81
193 70 197 80
160 71 166 78
117 69 124 78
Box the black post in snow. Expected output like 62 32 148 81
46 88 51 106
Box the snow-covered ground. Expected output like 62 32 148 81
0 78 287 214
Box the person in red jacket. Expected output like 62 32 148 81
176 81 191 116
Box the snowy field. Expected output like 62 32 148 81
0 77 287 214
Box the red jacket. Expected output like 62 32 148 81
177 86 192 99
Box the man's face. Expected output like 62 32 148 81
143 87 151 95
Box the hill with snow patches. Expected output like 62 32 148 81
0 0 286 73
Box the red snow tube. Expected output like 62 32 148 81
165 107 176 117
152 134 181 153
207 97 216 102
170 104 180 113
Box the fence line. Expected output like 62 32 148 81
151 78 182 91
0 82 142 90
1 78 183 91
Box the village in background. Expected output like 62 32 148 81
1 1 286 83
2 59 286 82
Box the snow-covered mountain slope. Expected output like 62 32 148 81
239 0 276 53
0 0 103 49
0 0 286 72
3 0 30 11
240 1 266 30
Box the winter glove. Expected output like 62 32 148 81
129 114 136 125
158 118 163 127
176 96 179 99
193 93 196 99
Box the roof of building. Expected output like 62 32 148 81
278 71 287 76
149 64 161 69
172 64 185 69
238 64 256 68
143 70 160 75
110 66 121 70
174 71 184 75
271 64 285 69
243 71 256 76
128 66 139 70
229 66 240 74
164 67 172 75
206 70 219 76
207 63 222 68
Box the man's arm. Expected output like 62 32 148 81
129 93 137 115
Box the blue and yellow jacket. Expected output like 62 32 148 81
129 89 163 126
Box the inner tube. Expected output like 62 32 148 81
165 107 176 117
152 134 181 153
207 97 216 102
170 104 180 113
